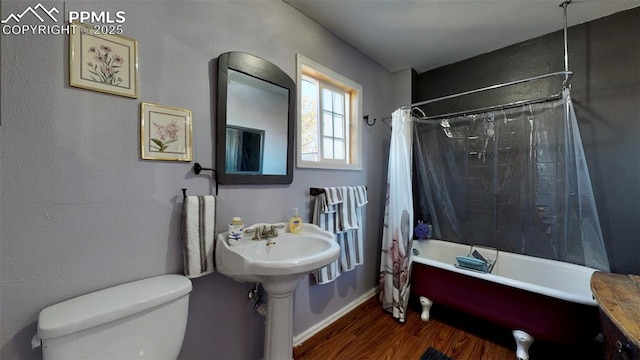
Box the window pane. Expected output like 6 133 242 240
334 139 345 160
333 115 344 139
333 92 344 115
323 137 334 159
302 138 318 160
301 78 319 161
301 153 318 161
322 88 332 111
322 111 333 136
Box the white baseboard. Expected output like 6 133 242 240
293 287 377 347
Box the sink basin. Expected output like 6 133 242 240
216 222 339 283
215 222 339 360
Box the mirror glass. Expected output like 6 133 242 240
216 52 295 184
226 125 265 174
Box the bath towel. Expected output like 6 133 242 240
181 195 217 278
354 185 368 207
312 186 367 284
339 186 358 231
322 187 340 213
322 186 360 231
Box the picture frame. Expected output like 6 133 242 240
69 22 138 98
140 102 193 162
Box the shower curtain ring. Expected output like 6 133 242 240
411 107 427 118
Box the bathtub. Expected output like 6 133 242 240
410 239 600 360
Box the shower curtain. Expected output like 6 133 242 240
414 89 609 271
379 107 414 322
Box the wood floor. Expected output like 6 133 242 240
293 295 604 360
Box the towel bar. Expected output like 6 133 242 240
310 186 367 196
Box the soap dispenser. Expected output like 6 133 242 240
228 217 244 246
289 208 302 234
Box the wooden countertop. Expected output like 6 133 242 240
591 271 640 348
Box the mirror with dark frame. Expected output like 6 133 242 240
216 52 295 184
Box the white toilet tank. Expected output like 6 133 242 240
32 274 192 360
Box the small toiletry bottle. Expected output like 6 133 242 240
228 217 244 246
289 208 303 234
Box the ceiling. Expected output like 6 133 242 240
284 0 640 73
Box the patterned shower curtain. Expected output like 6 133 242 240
379 107 414 322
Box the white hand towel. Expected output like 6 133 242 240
181 195 216 278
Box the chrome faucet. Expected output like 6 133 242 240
265 236 277 247
251 225 280 241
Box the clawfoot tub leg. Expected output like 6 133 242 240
418 296 433 322
512 330 534 360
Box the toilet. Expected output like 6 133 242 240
31 274 192 359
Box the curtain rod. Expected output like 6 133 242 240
408 71 572 109
414 91 564 123
561 0 572 82
408 1 573 112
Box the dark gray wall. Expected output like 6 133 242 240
415 8 640 274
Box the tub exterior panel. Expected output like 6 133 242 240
411 262 599 343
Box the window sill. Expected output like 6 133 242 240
297 161 362 171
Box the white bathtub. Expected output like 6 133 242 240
411 239 600 360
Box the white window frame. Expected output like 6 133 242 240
296 54 362 171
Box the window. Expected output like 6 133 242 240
296 54 362 170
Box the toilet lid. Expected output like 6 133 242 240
37 274 191 339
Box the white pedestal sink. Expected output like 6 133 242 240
216 223 339 360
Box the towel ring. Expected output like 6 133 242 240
192 163 219 195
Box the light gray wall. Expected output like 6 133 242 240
391 68 414 107
0 1 400 359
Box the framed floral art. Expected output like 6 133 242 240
140 102 193 161
69 22 138 98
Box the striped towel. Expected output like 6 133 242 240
322 187 341 213
181 195 217 278
322 186 361 232
313 186 367 284
354 185 368 207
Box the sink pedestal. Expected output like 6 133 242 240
214 223 340 360
262 276 300 360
